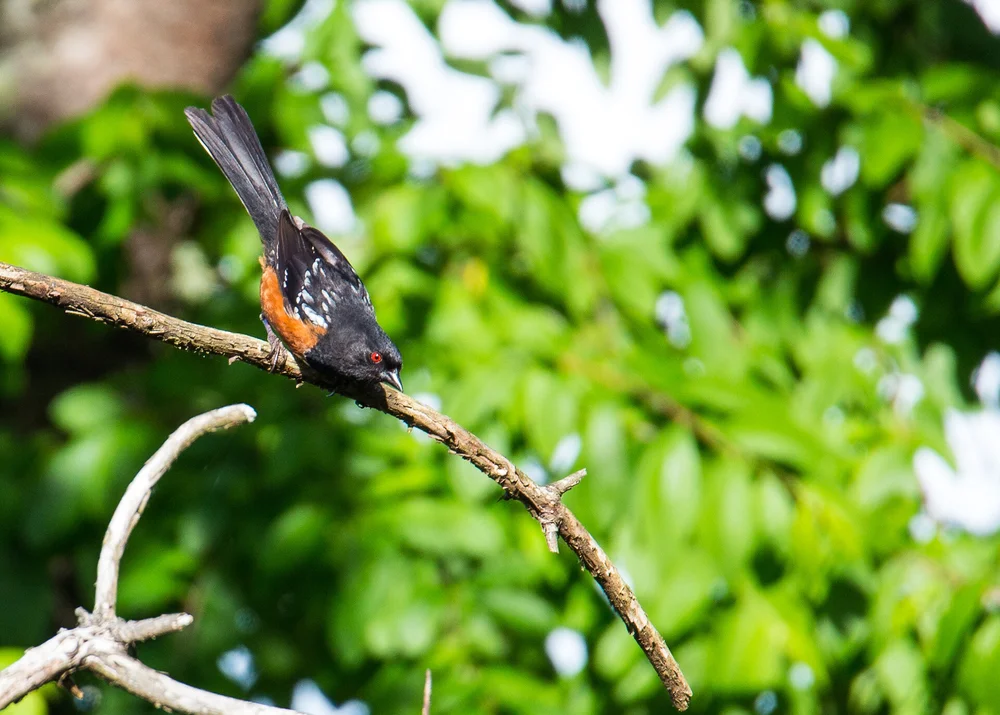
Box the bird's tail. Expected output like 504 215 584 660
184 96 287 247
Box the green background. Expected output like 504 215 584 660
3 1 1000 713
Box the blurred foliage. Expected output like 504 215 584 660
3 0 1000 714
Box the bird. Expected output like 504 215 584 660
184 95 403 394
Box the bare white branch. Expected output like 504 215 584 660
94 404 257 618
421 669 432 715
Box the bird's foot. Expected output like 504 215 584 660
261 315 285 373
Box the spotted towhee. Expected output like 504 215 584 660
185 96 403 393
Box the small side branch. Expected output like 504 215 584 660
540 469 587 553
0 261 692 710
0 405 304 715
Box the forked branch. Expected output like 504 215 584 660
0 405 308 715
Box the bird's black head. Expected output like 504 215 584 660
310 315 403 392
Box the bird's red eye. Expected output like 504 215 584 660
370 351 382 364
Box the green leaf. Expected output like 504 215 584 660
653 548 720 638
928 584 982 671
259 503 329 572
478 667 562 713
597 227 679 318
481 588 557 635
328 553 443 664
700 194 745 261
921 63 993 103
700 459 755 571
49 384 124 435
855 110 923 187
576 404 629 529
384 498 505 558
368 184 446 253
844 190 878 252
0 206 95 281
909 202 950 283
852 445 920 511
81 95 150 160
684 278 745 379
800 184 836 239
874 639 929 713
594 620 640 680
658 426 703 529
949 160 1000 289
959 616 1000 710
519 369 578 459
710 590 787 691
754 473 794 551
118 546 197 614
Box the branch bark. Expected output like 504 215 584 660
0 404 306 715
0 261 692 710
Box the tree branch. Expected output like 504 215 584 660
0 261 692 710
0 404 305 715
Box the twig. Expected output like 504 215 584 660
0 261 693 710
421 669 432 715
0 405 305 715
75 607 195 642
541 469 587 552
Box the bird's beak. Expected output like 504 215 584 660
383 369 403 392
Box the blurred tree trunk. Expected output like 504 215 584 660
0 0 261 141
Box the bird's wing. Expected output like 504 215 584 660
298 223 373 309
273 210 372 330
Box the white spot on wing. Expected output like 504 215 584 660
301 304 328 327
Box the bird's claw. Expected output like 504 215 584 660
261 315 285 373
